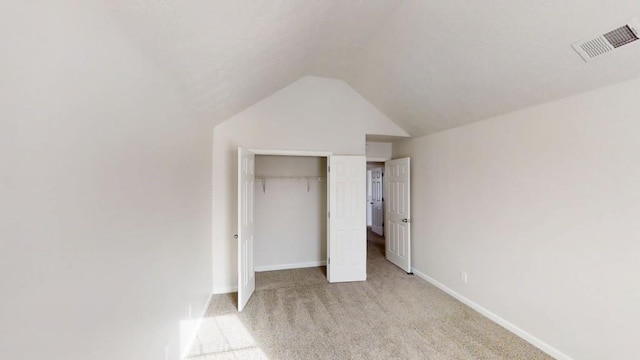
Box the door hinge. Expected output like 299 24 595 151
328 166 330 173
328 258 330 265
328 212 330 218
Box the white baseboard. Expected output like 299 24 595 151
411 268 574 360
255 260 326 272
212 285 237 294
180 293 213 359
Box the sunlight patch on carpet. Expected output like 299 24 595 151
183 314 268 359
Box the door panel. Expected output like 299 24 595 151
385 158 411 273
366 170 373 226
371 168 384 236
238 147 255 311
328 156 366 283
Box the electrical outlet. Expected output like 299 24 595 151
460 271 468 283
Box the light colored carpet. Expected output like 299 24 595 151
187 232 553 360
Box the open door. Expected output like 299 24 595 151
328 156 367 283
385 158 411 273
366 170 373 227
371 168 384 236
237 147 255 311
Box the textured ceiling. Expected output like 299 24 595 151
106 0 402 125
108 0 640 136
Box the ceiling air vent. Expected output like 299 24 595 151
572 19 640 62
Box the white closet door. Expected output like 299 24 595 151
328 156 366 283
385 157 411 273
237 147 255 311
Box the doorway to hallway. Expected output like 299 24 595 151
366 159 412 274
366 162 385 252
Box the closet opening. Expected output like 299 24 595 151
254 155 328 277
238 147 367 311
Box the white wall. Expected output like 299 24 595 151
254 156 327 271
212 76 408 292
255 156 326 177
0 2 212 360
366 141 393 161
393 77 640 360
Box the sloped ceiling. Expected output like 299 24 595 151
106 0 402 125
108 0 640 136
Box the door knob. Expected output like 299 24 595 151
234 234 238 239
402 219 412 223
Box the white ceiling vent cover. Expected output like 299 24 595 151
573 19 640 62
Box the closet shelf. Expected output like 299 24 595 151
256 175 326 193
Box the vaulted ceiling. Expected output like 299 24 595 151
108 0 640 136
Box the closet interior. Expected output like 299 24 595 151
254 155 328 273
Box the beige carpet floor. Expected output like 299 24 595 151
187 231 553 360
